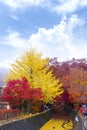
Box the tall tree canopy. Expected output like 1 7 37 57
6 49 63 103
49 58 87 104
49 58 87 79
61 68 87 103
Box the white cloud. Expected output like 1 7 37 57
28 15 85 60
0 30 29 68
51 0 87 14
0 30 29 49
11 15 18 20
0 59 13 68
1 0 87 14
53 0 79 14
0 0 46 10
80 1 87 6
0 14 86 67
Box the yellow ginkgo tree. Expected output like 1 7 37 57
6 49 63 103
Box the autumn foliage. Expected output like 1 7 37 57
6 49 63 104
49 58 87 105
62 68 87 103
2 78 43 107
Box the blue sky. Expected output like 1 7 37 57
0 0 87 68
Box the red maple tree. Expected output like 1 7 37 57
49 58 87 105
62 68 87 103
1 77 43 107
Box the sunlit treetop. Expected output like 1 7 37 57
6 49 63 103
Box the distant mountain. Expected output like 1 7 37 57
0 68 9 87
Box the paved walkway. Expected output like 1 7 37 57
40 118 73 130
79 113 87 130
84 117 87 129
